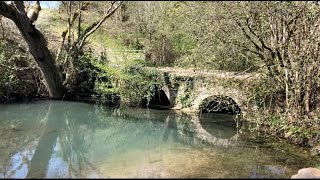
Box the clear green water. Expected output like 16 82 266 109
0 100 318 178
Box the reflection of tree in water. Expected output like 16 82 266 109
162 115 179 142
54 102 112 177
56 103 161 177
1 101 242 178
0 101 111 178
27 102 66 178
56 105 174 177
0 102 48 178
108 107 240 149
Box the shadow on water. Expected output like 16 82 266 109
0 100 318 178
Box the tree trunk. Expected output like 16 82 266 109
15 23 66 98
0 2 65 99
0 1 122 99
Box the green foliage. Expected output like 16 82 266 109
178 92 192 107
115 1 260 71
91 54 163 106
0 40 39 102
91 28 125 50
266 115 285 129
248 75 278 108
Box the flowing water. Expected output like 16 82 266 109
0 100 318 178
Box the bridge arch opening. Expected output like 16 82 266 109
199 95 241 115
146 86 171 109
198 95 242 136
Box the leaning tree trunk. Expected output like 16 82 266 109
0 2 65 98
15 24 65 98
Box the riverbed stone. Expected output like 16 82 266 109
291 167 320 178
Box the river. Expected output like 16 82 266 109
0 100 318 178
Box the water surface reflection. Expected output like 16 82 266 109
0 100 317 178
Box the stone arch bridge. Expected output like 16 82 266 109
144 67 259 119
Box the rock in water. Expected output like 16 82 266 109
291 167 320 179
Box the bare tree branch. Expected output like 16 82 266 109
77 1 123 49
235 20 263 53
246 16 274 54
56 2 91 62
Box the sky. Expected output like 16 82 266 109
39 1 60 9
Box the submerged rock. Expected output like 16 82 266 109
291 167 320 179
